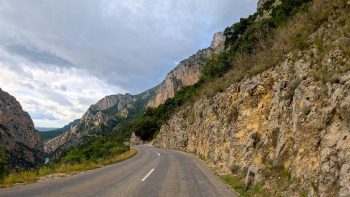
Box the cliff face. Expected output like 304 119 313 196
155 63 350 197
0 89 44 170
154 5 350 196
44 94 136 160
147 32 225 108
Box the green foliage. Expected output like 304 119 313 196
221 175 246 196
271 0 311 26
221 175 270 197
132 116 158 141
0 148 9 180
203 53 231 79
61 134 128 164
61 148 86 164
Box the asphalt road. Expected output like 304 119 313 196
0 145 235 197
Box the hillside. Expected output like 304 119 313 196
0 89 44 172
35 0 350 195
154 0 350 196
44 31 225 160
39 120 80 141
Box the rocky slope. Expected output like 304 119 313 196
155 1 350 196
147 32 225 108
0 89 44 170
44 93 137 160
40 119 80 141
45 32 225 160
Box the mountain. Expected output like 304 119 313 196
36 127 58 132
154 0 350 196
44 32 225 160
0 88 44 170
147 32 225 108
45 94 134 160
39 120 80 141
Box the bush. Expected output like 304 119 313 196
132 116 158 141
0 148 9 180
61 148 86 164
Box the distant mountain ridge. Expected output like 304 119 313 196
44 89 155 160
36 127 58 132
44 32 225 161
39 119 80 141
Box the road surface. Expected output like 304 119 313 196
0 145 235 197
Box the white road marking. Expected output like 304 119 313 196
158 153 160 156
141 168 155 182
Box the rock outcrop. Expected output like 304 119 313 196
155 61 350 196
154 3 350 196
0 89 44 170
130 132 143 145
147 32 225 108
45 94 136 160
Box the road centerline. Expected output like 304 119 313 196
141 168 155 182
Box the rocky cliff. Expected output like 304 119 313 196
45 93 137 160
154 1 350 196
0 89 44 170
155 60 350 197
147 32 225 108
44 32 225 160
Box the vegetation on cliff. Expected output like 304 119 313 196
130 0 314 141
154 0 350 196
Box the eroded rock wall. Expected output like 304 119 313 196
154 13 350 196
147 32 225 108
0 89 44 170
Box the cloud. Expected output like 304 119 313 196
0 0 256 127
5 44 74 68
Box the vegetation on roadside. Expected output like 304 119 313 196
221 175 270 197
0 148 136 187
61 134 128 164
0 148 9 181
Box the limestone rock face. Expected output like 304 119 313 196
147 32 225 108
155 63 350 196
0 89 44 170
130 132 143 145
154 9 350 196
44 94 136 160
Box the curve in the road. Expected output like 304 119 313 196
0 145 235 197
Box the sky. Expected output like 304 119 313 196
0 0 256 128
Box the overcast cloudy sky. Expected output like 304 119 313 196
0 0 256 128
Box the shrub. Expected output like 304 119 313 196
61 148 86 164
0 148 9 180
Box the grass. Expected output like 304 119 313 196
221 175 270 197
0 148 137 187
221 175 246 196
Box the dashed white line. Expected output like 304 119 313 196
141 168 155 182
158 153 160 156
